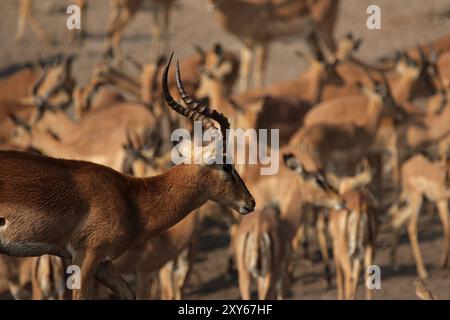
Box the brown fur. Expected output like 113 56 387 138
208 0 339 91
0 149 254 299
390 155 450 279
328 189 378 300
234 205 287 299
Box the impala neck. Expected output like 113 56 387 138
130 164 211 241
391 71 418 103
298 64 325 104
363 95 383 135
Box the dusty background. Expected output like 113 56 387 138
1 0 450 299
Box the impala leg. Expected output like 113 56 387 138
316 211 332 288
339 241 353 300
161 4 171 56
149 273 159 299
159 261 174 300
15 0 30 43
236 252 251 300
25 3 48 43
332 241 343 300
364 245 374 300
257 274 275 300
306 31 323 60
436 199 450 268
95 259 136 300
111 8 133 66
350 258 361 300
239 45 253 93
406 195 428 279
104 0 121 57
71 250 102 300
174 242 196 300
135 269 148 300
254 43 268 89
150 8 161 62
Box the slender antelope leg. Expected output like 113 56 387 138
149 273 159 299
135 269 148 300
111 6 134 66
104 0 122 57
332 241 344 300
257 274 274 300
159 261 175 300
239 45 254 93
95 260 136 300
436 199 450 268
390 228 400 271
406 194 427 279
71 250 101 300
236 250 251 300
15 0 30 42
161 3 171 56
364 245 374 300
389 131 400 187
26 7 48 42
350 258 361 300
338 241 353 300
254 42 269 89
150 7 162 62
316 211 332 288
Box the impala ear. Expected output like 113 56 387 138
193 44 206 61
214 42 224 60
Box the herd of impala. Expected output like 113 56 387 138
0 0 449 300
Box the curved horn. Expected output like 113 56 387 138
32 67 48 96
418 45 428 63
162 53 219 133
175 58 230 141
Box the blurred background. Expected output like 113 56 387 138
1 0 450 300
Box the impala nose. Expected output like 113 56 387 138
239 197 255 215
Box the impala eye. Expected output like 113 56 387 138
315 175 328 189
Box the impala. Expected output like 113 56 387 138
390 154 450 279
329 186 378 300
207 0 339 91
0 55 255 299
234 203 287 300
105 0 177 63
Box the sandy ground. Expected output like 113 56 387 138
1 0 450 299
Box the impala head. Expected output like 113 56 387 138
396 48 439 97
416 45 441 96
32 55 76 118
122 126 163 177
206 0 219 12
359 69 407 121
163 53 255 215
195 43 240 98
295 49 344 86
283 153 345 210
334 33 362 62
395 51 421 80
